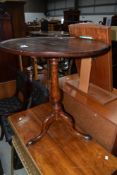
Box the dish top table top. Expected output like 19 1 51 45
0 37 110 58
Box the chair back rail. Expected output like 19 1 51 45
69 23 113 92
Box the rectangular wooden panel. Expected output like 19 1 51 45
69 23 113 91
60 74 117 155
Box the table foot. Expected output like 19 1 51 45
26 110 91 147
60 112 92 140
26 113 55 147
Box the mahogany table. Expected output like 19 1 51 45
0 37 110 146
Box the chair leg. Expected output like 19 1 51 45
0 159 4 175
0 125 4 140
11 145 14 175
0 116 13 143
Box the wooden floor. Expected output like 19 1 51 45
9 103 117 175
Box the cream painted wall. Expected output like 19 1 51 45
24 12 46 23
48 14 113 25
80 15 113 24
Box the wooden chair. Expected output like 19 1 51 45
0 70 29 142
0 75 49 171
0 72 49 143
69 23 113 93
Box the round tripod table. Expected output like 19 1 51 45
0 37 110 146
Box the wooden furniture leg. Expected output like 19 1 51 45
19 55 23 72
79 58 92 93
26 58 91 146
31 56 38 80
11 146 14 175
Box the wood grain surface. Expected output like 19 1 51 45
9 103 117 175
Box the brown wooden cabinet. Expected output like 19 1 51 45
0 0 26 38
0 1 26 82
4 1 26 38
63 10 80 31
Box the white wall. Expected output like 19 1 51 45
24 12 46 23
47 14 113 25
80 15 113 24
